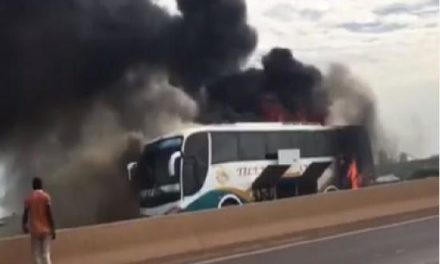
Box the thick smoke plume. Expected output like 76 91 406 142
0 0 255 226
323 64 376 127
202 48 325 122
322 64 385 156
0 0 256 138
1 0 382 226
1 70 199 225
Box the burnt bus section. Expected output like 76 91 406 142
248 126 375 201
335 125 376 188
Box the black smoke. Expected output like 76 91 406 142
202 48 326 122
0 0 256 140
168 0 257 95
0 0 256 224
0 0 379 227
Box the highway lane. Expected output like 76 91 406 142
194 215 439 264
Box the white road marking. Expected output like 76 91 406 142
192 215 439 264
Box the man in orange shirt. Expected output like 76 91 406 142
22 177 56 264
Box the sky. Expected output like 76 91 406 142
156 0 438 158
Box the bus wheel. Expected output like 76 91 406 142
323 185 339 193
218 195 242 208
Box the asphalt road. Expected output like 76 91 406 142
195 215 439 264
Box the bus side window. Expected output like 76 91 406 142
183 133 209 196
238 132 266 160
293 131 313 157
211 133 239 164
290 131 302 154
266 132 291 158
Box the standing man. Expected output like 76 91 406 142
22 177 56 264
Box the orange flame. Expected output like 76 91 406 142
347 159 361 190
260 95 325 124
261 95 289 121
292 107 307 122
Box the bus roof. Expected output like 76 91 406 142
144 122 347 145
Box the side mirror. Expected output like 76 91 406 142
126 162 137 181
168 151 182 177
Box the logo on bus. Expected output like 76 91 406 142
216 168 230 185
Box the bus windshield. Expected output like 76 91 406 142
137 137 183 189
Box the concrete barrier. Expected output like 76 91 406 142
0 178 438 264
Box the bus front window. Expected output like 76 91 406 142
136 137 183 208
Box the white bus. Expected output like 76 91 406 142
128 123 374 216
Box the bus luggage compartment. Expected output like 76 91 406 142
252 161 332 201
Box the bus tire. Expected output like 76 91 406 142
218 194 242 208
323 185 339 193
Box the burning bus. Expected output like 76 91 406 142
127 123 375 216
